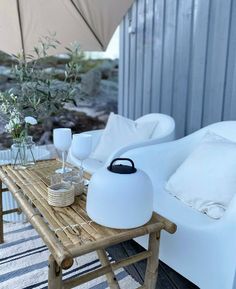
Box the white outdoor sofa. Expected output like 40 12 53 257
67 113 175 174
121 121 236 289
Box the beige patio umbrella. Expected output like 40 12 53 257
0 0 134 56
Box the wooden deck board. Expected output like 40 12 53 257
107 240 199 289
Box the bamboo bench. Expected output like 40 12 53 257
0 159 176 289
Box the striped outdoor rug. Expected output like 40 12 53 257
0 222 140 289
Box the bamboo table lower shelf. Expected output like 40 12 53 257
0 159 176 289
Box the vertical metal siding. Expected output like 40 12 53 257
119 0 236 138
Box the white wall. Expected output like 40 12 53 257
119 0 236 138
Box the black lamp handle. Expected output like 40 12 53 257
109 158 135 170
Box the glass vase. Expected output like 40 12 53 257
11 136 36 169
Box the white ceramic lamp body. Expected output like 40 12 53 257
86 158 153 229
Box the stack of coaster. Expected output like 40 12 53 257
48 183 74 207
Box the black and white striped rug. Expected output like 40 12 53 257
0 222 140 289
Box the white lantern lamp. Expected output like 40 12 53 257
86 158 153 229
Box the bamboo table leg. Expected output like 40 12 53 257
48 254 62 289
144 232 160 289
97 249 120 289
0 180 3 244
97 249 121 289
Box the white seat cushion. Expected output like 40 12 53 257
165 132 236 219
156 187 216 227
91 113 158 162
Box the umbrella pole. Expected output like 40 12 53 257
16 0 26 60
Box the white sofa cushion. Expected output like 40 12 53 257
165 132 236 219
91 113 158 162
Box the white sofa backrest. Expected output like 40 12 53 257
166 121 236 170
182 121 236 149
136 113 175 140
124 121 236 191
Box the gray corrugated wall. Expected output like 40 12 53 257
118 0 236 138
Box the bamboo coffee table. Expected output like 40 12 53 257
0 159 176 289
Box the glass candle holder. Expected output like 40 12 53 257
62 175 84 196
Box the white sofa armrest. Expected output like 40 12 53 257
105 130 176 167
119 137 195 181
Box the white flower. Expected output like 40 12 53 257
10 108 19 117
24 116 37 125
10 93 17 100
0 104 7 113
5 116 21 133
10 116 20 125
5 123 12 133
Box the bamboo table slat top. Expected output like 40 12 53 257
0 159 176 270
